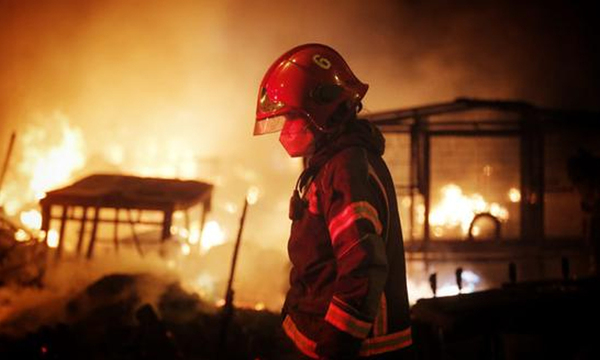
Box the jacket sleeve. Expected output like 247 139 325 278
319 147 388 340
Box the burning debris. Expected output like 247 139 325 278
428 183 509 239
0 273 285 360
0 132 47 287
38 174 213 259
0 210 47 287
0 97 597 359
0 0 596 357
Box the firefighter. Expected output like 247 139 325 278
254 44 414 360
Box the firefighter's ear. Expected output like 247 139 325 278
311 84 343 104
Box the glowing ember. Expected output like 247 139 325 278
14 229 30 242
172 226 189 239
406 270 482 304
2 200 20 217
188 223 201 244
46 229 59 248
508 187 521 203
200 220 225 254
225 202 238 214
181 243 191 256
20 209 42 230
437 270 481 296
429 184 509 238
246 186 260 205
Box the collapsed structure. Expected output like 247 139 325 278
365 97 600 281
365 98 600 359
39 174 213 259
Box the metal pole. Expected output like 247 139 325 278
218 197 249 354
225 198 248 300
0 132 16 198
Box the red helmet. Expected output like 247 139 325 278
254 43 368 135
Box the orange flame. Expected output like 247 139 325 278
429 184 509 238
21 116 86 201
200 220 226 254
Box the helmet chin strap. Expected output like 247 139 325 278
303 111 337 134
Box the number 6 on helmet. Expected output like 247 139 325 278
254 43 368 136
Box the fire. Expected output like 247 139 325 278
508 187 521 203
225 202 238 214
180 243 191 256
20 116 86 201
2 115 85 248
46 229 59 248
14 229 30 242
437 270 481 296
406 270 482 304
246 186 260 205
188 223 201 245
200 220 226 254
429 184 509 238
20 209 42 230
1 114 282 314
172 220 211 255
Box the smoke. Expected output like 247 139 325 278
0 250 178 335
0 240 288 337
0 0 598 322
2 0 598 148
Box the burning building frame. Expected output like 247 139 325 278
365 97 600 285
39 174 213 260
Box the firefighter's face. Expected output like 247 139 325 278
279 116 316 158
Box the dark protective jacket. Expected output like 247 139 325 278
282 119 412 359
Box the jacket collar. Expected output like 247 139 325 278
308 118 385 169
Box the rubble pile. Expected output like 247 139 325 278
0 212 47 287
0 273 285 360
412 276 600 359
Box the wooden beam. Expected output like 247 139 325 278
86 207 100 259
161 210 173 242
41 204 51 245
113 208 120 253
56 206 68 259
76 206 88 255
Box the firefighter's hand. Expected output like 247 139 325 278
316 321 362 360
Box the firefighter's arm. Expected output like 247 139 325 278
318 148 388 358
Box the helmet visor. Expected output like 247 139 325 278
254 115 287 135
